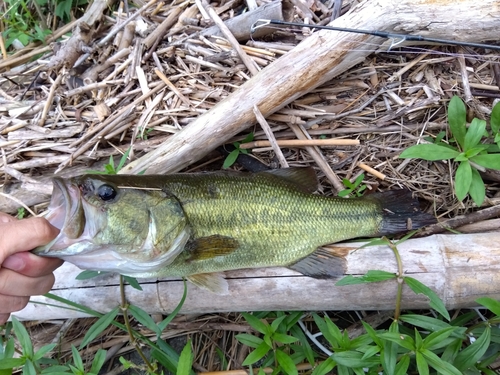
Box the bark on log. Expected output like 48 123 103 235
120 0 500 175
14 232 500 320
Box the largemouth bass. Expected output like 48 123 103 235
34 168 435 293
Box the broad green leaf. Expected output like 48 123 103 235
313 314 339 348
448 96 467 149
122 276 143 291
158 279 188 332
116 148 131 173
378 332 415 351
79 307 119 348
290 325 315 365
422 349 462 375
242 132 254 143
75 270 106 280
336 270 395 286
33 343 57 361
423 327 459 350
464 145 489 158
454 326 491 371
90 349 107 374
223 149 239 169
276 349 298 375
394 354 410 375
270 315 287 331
311 357 336 375
272 333 298 345
71 345 84 372
128 305 161 336
471 154 500 170
331 351 379 367
177 340 193 375
381 321 399 375
441 338 463 364
241 312 269 334
12 318 33 358
399 314 451 332
491 101 500 133
362 321 383 347
399 144 459 160
0 358 25 369
455 161 472 201
324 316 344 348
476 297 500 316
242 341 271 366
22 360 36 375
416 351 429 375
464 118 486 151
469 168 485 207
361 345 379 360
404 277 450 320
236 333 263 348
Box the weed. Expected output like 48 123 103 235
339 173 367 197
400 96 500 206
223 133 254 169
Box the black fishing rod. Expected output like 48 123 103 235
251 19 500 51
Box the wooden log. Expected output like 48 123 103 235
14 232 500 320
120 0 500 175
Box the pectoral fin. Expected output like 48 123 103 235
187 273 229 295
288 248 346 279
187 235 239 261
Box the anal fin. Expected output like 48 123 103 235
288 248 346 279
187 273 229 295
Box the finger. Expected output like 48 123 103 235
0 294 29 314
0 212 15 223
3 253 63 277
0 313 10 325
0 269 55 297
0 217 59 263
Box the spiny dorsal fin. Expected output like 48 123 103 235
260 167 318 193
187 235 239 261
288 248 346 279
187 273 229 295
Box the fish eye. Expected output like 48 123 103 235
97 184 117 201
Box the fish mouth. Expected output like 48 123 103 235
33 178 87 255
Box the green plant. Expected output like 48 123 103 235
339 173 367 197
400 96 500 206
223 133 254 169
87 148 130 175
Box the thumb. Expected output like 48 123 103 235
0 217 59 264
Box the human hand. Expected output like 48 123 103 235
0 212 61 324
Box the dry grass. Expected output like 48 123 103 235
2 0 500 372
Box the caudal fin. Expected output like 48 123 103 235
367 190 436 235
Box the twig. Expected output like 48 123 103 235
357 162 386 180
253 105 289 168
38 72 64 127
239 138 360 149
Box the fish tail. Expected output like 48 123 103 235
367 190 436 235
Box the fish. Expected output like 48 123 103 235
33 168 435 294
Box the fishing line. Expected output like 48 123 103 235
251 19 500 52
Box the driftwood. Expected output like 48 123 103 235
14 232 500 320
120 0 500 175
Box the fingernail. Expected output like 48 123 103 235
3 255 25 271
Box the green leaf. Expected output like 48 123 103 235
361 321 383 347
422 349 462 375
471 154 500 170
128 305 161 336
241 312 269 334
223 149 239 169
272 333 298 345
241 132 254 143
378 332 415 351
361 345 379 360
311 357 336 375
465 145 489 158
469 168 485 207
23 360 36 375
75 270 106 280
0 358 25 369
276 349 298 375
116 148 131 173
464 118 486 150
477 297 500 316
335 270 396 286
236 333 263 348
12 318 33 358
416 350 429 375
404 277 450 320
290 325 315 365
394 354 410 375
399 314 451 332
158 279 188 332
242 341 271 366
71 345 84 372
332 351 379 367
454 326 491 371
33 343 57 361
448 96 467 149
455 161 472 201
122 276 143 291
79 307 119 348
90 349 107 374
177 340 193 375
399 144 459 160
491 101 500 133
380 322 399 375
270 315 287 331
423 327 460 350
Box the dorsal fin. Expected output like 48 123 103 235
186 235 239 261
260 167 318 193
